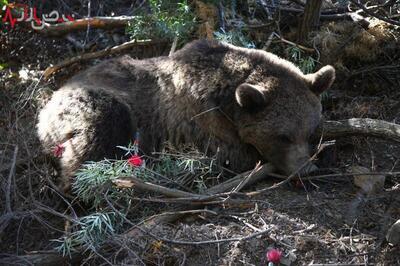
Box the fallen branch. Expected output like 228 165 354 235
134 209 218 227
113 176 200 198
143 226 272 246
321 118 400 143
43 39 167 79
115 182 249 205
130 195 253 206
38 16 134 36
303 171 400 181
114 163 276 201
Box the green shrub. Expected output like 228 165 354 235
126 0 195 41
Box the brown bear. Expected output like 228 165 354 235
37 40 335 190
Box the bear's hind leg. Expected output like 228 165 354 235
37 88 135 191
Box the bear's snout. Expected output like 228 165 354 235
277 143 318 176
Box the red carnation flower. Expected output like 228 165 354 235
267 249 282 264
53 144 65 158
128 155 143 167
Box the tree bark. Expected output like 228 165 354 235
297 0 323 44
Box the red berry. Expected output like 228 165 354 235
267 249 282 264
127 155 143 167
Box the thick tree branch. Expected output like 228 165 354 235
113 176 200 198
321 118 400 143
38 16 134 36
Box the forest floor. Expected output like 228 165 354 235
1 4 400 265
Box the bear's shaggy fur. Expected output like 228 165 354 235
37 40 335 189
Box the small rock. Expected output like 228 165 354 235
386 219 400 245
352 166 385 194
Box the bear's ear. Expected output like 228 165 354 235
306 65 335 95
235 83 267 111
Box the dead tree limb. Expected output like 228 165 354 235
38 16 134 36
139 226 273 246
321 118 400 143
114 163 276 200
113 176 200 198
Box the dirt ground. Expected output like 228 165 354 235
1 12 400 266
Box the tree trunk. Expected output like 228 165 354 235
297 0 323 44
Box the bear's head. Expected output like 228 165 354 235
234 65 335 175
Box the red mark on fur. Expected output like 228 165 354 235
127 155 143 167
266 249 282 264
53 144 65 158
